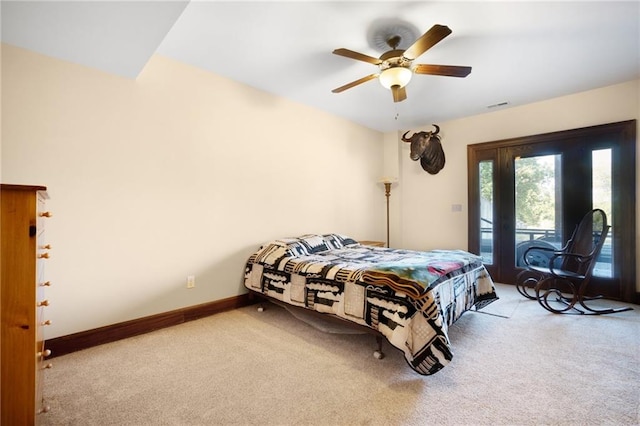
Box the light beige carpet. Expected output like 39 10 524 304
42 284 639 425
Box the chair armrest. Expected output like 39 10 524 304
547 252 590 278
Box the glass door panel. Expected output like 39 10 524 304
479 160 494 264
592 148 613 277
514 154 562 267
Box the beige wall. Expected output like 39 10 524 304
393 79 639 289
3 42 638 340
1 44 385 338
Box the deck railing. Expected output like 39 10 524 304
479 225 612 274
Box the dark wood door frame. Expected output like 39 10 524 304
468 120 637 303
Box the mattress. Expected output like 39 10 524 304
244 234 498 375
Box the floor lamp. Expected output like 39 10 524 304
379 177 398 248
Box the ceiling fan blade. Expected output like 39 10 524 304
402 24 452 61
332 74 379 93
414 64 472 77
333 48 382 65
391 85 407 103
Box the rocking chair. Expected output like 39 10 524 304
515 209 633 315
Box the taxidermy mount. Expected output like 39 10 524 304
402 124 445 174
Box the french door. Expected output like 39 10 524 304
468 121 636 302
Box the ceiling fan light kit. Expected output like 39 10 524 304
379 67 412 89
332 23 472 103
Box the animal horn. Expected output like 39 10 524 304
401 131 413 142
432 124 440 135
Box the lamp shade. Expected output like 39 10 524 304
379 67 412 89
378 176 398 184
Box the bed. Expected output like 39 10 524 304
243 233 498 375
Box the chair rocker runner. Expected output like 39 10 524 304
515 209 633 315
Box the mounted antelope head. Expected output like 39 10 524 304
401 124 445 174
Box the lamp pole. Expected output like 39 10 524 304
384 182 391 248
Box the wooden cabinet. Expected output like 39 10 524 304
1 184 51 424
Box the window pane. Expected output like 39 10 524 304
479 160 493 264
514 154 562 267
592 148 612 277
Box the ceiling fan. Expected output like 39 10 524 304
332 24 471 102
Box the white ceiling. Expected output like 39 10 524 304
2 1 639 133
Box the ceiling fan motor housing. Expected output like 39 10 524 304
379 49 411 67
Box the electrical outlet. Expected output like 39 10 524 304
187 275 195 289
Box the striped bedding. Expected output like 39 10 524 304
244 234 498 375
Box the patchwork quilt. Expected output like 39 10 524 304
244 234 498 375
